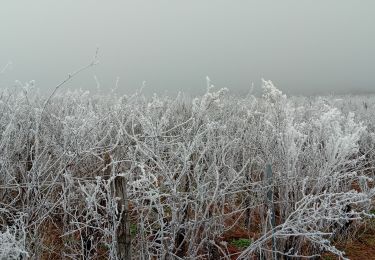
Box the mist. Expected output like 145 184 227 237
1 0 374 96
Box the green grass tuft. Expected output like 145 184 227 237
130 223 137 237
230 238 252 249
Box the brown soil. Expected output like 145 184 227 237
337 228 375 260
223 215 375 260
322 220 375 260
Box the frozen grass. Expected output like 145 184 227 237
0 80 374 259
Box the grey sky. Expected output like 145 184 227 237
1 1 374 96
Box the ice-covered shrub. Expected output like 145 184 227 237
0 211 28 259
0 81 373 259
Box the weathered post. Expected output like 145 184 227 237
114 175 131 260
104 153 131 259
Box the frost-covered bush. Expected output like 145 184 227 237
0 211 28 259
0 81 374 259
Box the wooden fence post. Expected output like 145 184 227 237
114 175 131 260
104 153 131 259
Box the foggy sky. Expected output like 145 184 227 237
1 1 375 96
